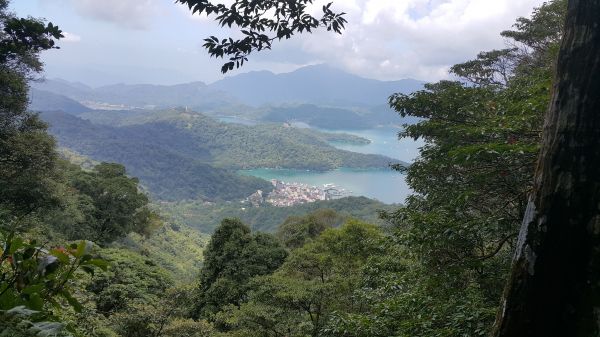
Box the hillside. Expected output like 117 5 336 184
29 88 93 114
41 110 402 200
159 196 396 233
255 103 420 129
115 223 210 282
260 104 374 129
70 108 401 170
210 64 424 107
42 111 273 201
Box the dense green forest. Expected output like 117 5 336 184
29 88 93 115
41 111 275 201
41 109 399 201
3 0 595 336
159 196 395 233
49 108 396 170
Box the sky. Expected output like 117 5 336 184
12 0 547 86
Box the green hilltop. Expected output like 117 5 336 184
41 109 402 201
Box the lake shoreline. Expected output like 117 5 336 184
240 167 410 205
218 116 420 204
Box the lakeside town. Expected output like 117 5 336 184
245 179 349 207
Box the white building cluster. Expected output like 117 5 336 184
266 179 328 207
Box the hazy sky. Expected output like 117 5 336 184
12 0 547 86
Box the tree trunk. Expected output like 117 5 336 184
493 1 600 336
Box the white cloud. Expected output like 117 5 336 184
176 0 236 22
258 0 549 81
70 0 160 30
35 0 552 83
62 32 81 42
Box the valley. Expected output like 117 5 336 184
1 1 573 336
159 196 395 233
33 65 418 207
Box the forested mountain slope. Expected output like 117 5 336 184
159 196 395 233
258 104 421 129
41 111 273 201
29 88 92 114
41 109 401 200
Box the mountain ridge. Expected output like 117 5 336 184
30 64 424 111
41 109 404 201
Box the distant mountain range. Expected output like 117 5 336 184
30 64 423 115
32 78 235 111
29 88 92 115
209 64 424 107
30 65 416 202
30 64 424 130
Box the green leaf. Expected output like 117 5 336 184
85 258 109 271
49 249 70 264
27 293 44 311
81 265 95 275
22 285 44 295
61 290 83 313
9 237 25 254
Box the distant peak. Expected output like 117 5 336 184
291 63 342 73
225 69 276 78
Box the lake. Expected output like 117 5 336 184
219 116 423 204
240 167 411 204
315 126 422 164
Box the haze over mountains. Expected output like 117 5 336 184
29 88 93 114
208 64 424 106
31 64 423 112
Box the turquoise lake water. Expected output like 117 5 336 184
218 116 423 204
239 167 411 205
314 126 422 164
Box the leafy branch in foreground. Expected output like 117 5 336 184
0 231 108 314
0 230 109 335
176 0 346 73
0 8 63 74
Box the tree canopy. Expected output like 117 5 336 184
0 0 63 225
4 0 597 335
195 218 288 320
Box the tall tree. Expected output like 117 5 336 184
64 162 157 244
219 220 385 337
0 0 63 226
194 218 287 321
493 0 600 335
276 209 345 249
